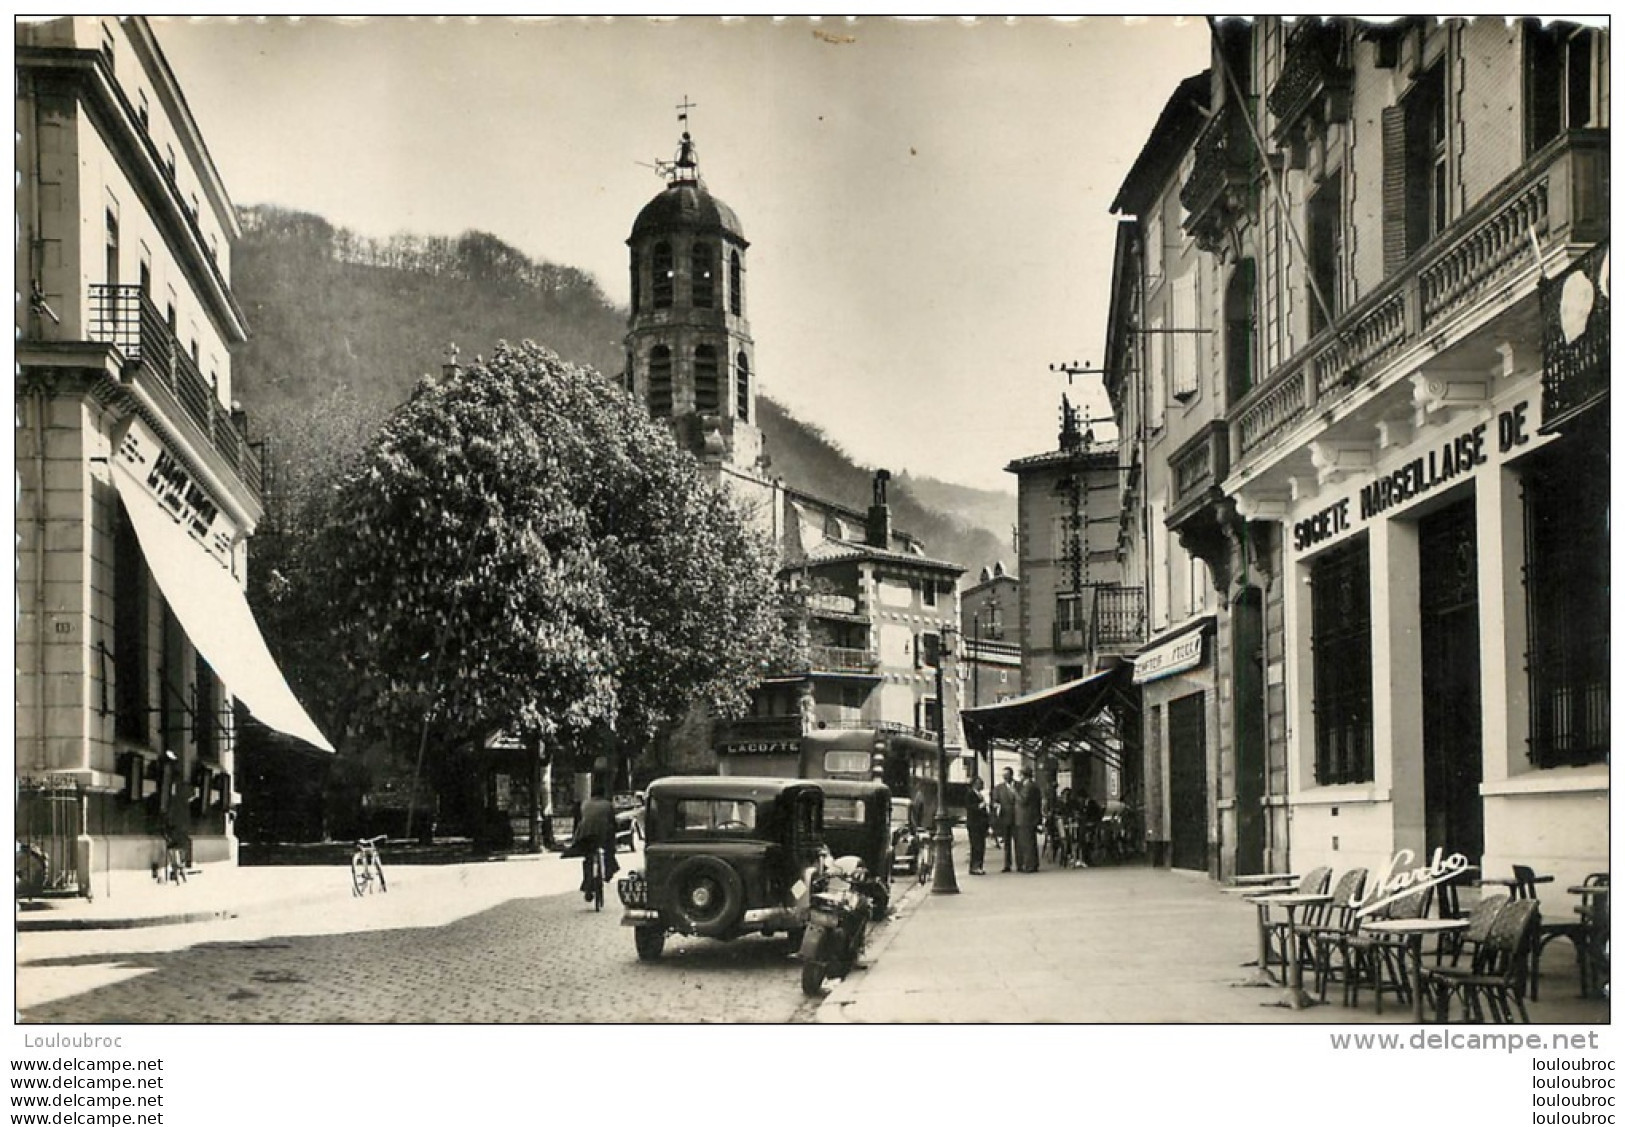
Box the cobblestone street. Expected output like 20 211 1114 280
17 857 835 1024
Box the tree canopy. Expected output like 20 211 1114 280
307 340 785 756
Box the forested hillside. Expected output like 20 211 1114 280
229 205 1012 577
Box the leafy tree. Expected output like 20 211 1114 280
308 340 785 768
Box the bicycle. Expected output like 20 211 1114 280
916 835 934 886
350 835 388 896
16 842 48 899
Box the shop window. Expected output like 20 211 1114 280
691 242 715 308
694 345 720 414
651 242 673 308
1306 172 1343 335
1057 665 1084 685
735 352 750 421
1225 258 1256 404
113 502 149 744
1310 536 1373 785
1526 21 1601 154
1523 436 1609 767
648 345 673 417
729 250 743 315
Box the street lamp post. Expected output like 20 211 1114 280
932 624 960 895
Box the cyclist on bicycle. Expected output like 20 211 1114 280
570 786 620 902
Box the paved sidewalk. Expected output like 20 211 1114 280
15 849 561 932
822 848 1609 1025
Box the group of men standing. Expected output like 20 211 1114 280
962 765 1047 874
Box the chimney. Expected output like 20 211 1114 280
866 468 892 549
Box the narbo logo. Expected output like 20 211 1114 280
1352 847 1470 917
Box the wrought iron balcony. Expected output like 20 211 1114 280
1181 102 1257 254
807 644 880 676
1229 131 1608 469
1268 19 1352 152
88 284 263 500
1541 239 1610 434
713 714 805 743
1092 585 1146 649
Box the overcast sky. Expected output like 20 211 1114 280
156 15 1212 493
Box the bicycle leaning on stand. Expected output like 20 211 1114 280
350 835 388 896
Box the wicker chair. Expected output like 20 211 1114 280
1422 898 1541 1022
1439 894 1510 970
1531 872 1608 1001
1298 868 1369 1001
1344 884 1433 1012
1263 866 1332 976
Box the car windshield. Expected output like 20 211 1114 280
672 798 758 832
823 797 867 825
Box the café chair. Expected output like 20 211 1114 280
1298 867 1369 1001
1531 872 1608 1001
1422 898 1540 1023
1263 865 1332 975
1438 893 1510 970
1343 884 1433 1013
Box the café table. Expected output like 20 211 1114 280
1232 873 1300 887
1358 917 1471 1022
1477 873 1554 898
1248 892 1333 1008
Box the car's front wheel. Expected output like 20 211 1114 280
633 926 665 962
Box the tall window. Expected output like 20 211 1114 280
1306 172 1343 336
1055 593 1085 632
1170 274 1199 402
735 352 750 421
651 242 674 308
691 242 715 308
1383 63 1446 273
1310 536 1373 785
1527 21 1600 154
194 654 218 761
648 345 673 417
628 249 640 313
1225 258 1256 404
729 250 743 315
104 209 120 288
694 345 720 414
114 503 149 743
1523 436 1609 766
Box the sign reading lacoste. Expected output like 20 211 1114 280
720 740 800 756
113 418 236 567
1133 629 1204 684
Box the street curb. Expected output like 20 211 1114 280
815 873 934 1023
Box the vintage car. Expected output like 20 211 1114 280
890 795 927 876
616 777 824 961
811 779 894 917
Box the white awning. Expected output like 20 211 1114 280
111 456 334 753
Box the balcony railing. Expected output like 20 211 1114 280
1229 131 1608 468
1268 19 1352 146
713 714 805 743
807 644 879 675
1541 239 1610 433
1093 585 1147 649
1169 422 1230 518
88 284 263 500
1181 101 1256 253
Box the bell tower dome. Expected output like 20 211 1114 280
625 105 761 475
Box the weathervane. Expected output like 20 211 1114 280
642 95 703 185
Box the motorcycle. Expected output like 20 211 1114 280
799 852 885 995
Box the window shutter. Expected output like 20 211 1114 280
1380 105 1408 275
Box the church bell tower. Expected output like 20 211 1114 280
625 104 762 476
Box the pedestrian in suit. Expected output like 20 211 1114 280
965 775 990 875
1014 767 1043 872
992 767 1018 872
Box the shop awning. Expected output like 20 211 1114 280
111 455 334 753
961 663 1133 768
